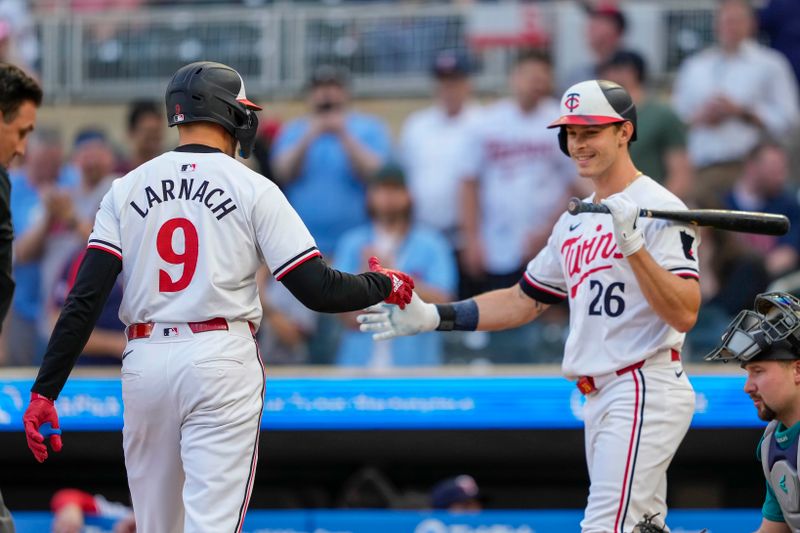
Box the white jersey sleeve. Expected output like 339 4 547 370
87 185 122 261
253 185 320 280
520 215 568 303
644 219 700 280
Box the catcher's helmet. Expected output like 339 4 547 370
547 79 637 156
165 61 262 158
704 292 800 364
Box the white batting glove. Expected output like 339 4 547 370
601 193 644 257
357 291 440 341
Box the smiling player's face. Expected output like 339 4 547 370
565 122 631 179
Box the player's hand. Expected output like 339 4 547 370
23 392 63 463
357 290 440 340
368 256 414 309
601 192 644 257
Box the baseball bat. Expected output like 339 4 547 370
566 197 790 236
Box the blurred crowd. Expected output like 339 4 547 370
2 0 800 368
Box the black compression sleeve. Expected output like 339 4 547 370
280 256 391 313
31 249 122 399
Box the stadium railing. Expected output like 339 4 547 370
32 1 718 103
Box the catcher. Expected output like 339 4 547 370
706 291 800 533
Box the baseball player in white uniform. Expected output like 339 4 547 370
358 80 700 532
21 61 413 533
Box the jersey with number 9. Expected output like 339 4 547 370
87 146 319 327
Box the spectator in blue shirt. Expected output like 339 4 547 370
272 65 392 256
724 140 800 279
334 163 457 367
6 129 75 365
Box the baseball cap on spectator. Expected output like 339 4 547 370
431 50 471 79
588 4 627 34
73 128 108 150
308 64 350 88
368 162 406 187
430 475 481 509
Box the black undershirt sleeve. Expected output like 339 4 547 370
280 256 391 313
32 249 122 399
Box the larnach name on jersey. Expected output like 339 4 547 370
129 178 238 221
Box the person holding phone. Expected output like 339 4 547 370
272 65 392 256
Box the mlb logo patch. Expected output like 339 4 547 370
173 113 185 122
181 163 196 172
163 327 179 337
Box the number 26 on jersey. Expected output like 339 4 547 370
588 281 625 317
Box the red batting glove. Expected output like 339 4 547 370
368 256 414 309
23 392 63 463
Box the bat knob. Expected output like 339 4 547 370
567 197 581 216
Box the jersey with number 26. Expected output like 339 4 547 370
522 176 700 378
87 147 319 327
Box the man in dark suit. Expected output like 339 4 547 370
0 62 43 533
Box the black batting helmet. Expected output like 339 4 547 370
165 61 262 158
547 79 637 156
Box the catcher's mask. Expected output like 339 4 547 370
704 292 800 364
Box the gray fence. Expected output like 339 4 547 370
33 1 717 104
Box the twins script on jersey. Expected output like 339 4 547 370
522 176 700 378
87 146 319 327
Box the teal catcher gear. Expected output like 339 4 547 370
761 421 800 531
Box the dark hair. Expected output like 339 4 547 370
747 138 785 160
308 64 350 89
0 63 42 123
127 99 161 132
514 49 552 69
590 6 627 34
602 50 648 84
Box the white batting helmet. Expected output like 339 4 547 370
547 79 637 155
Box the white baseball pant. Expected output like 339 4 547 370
580 350 695 533
120 320 265 533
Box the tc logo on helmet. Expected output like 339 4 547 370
565 92 580 112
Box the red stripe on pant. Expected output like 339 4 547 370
614 370 642 533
